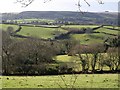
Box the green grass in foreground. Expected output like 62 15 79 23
2 74 119 88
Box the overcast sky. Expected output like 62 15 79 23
0 0 119 13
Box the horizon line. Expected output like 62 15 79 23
1 11 118 14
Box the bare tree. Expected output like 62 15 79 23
2 31 14 74
106 47 119 71
77 45 90 73
0 29 2 75
64 38 79 55
89 44 105 72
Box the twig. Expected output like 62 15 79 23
59 75 68 88
55 81 64 90
44 0 52 3
71 74 78 88
84 0 90 6
96 0 104 4
15 0 34 7
15 0 103 13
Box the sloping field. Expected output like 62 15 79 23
0 24 118 44
17 26 67 39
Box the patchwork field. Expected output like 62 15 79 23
1 24 119 43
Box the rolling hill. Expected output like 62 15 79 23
1 11 118 25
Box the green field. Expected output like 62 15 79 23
0 24 18 31
1 24 118 44
17 26 67 39
62 25 98 29
2 74 119 88
95 28 119 35
71 33 114 44
0 24 67 39
103 26 119 30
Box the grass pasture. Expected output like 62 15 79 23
95 28 119 35
2 74 119 88
62 25 98 29
0 24 68 39
17 26 67 39
0 24 118 43
0 24 18 31
71 33 114 44
103 26 119 30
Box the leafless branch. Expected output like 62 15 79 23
15 0 35 7
71 74 78 88
59 75 68 88
15 0 103 7
96 0 104 4
43 0 52 3
84 0 90 6
75 0 84 14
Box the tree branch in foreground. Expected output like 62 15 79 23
15 0 103 8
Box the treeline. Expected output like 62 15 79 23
2 30 120 75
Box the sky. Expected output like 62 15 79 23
0 0 119 13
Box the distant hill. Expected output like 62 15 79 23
1 11 118 25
